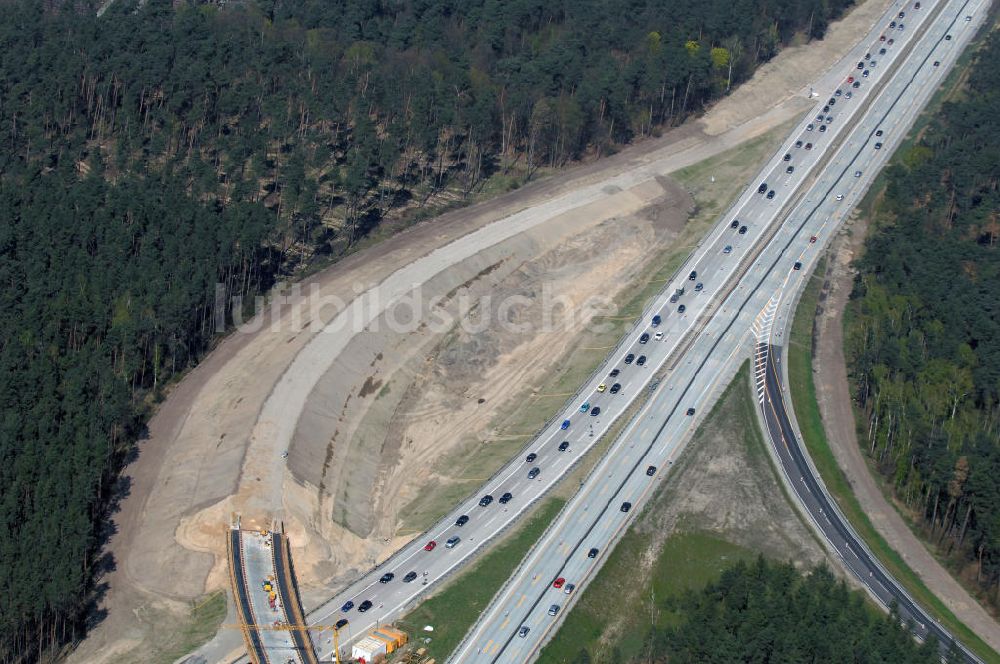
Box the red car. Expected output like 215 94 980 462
553 577 566 589
847 76 854 83
880 34 886 41
424 540 437 551
810 236 817 243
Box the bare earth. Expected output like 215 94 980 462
812 213 1000 653
67 0 901 661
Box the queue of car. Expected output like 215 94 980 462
335 0 932 633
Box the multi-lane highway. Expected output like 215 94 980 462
448 0 990 661
233 0 993 660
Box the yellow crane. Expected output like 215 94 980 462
224 622 346 664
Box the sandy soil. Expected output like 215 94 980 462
67 0 900 661
812 213 1000 653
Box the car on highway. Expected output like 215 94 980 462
806 123 814 131
379 572 395 583
822 106 829 113
945 34 951 40
654 331 663 341
688 270 697 280
403 571 418 583
805 142 812 150
479 495 493 507
887 38 894 45
548 604 560 616
424 540 437 551
862 70 869 78
610 383 621 394
889 20 895 28
561 419 571 429
499 492 513 503
678 304 686 314
870 60 877 68
597 383 607 392
795 140 803 148
847 75 854 83
794 262 803 271
785 166 794 174
695 282 703 291
879 47 886 54
879 34 885 41
625 353 635 364
579 401 590 412
933 60 940 67
739 225 748 234
875 142 882 149
358 600 373 612
590 406 601 416
810 236 817 243
731 219 739 228
446 536 460 548
526 452 537 463
819 125 826 133
856 61 864 69
767 190 775 199
915 1 920 7
723 245 732 254
639 333 649 344
852 81 860 88
845 91 852 99
686 407 696 415
669 292 679 303
341 601 354 612
898 10 904 17
609 368 620 377
553 577 565 589
518 626 530 638
651 314 661 326
783 153 791 161
835 88 842 96
875 129 883 137
527 467 540 479
759 181 769 192
564 583 576 594
336 618 349 629
620 502 632 512
854 170 862 177
558 440 569 451
588 547 599 558
636 355 647 366
646 465 657 476
836 194 845 201
456 514 469 526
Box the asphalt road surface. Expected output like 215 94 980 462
449 0 989 660
203 0 989 660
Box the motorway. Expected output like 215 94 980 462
248 0 995 660
448 0 990 661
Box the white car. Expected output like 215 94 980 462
654 332 664 341
836 194 845 201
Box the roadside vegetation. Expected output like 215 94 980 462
0 0 859 659
788 258 998 662
843 30 1000 614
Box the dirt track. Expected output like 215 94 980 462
813 215 1000 653
67 0 903 660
